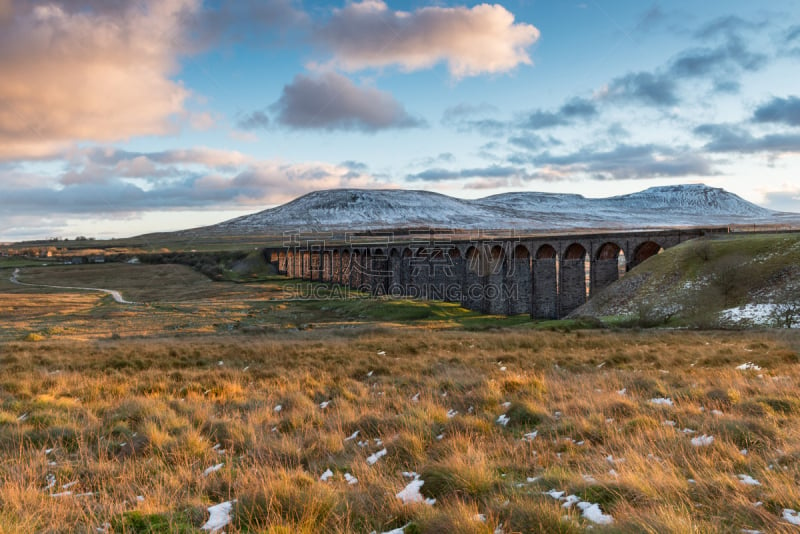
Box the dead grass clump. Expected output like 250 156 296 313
710 418 777 452
111 507 205 533
504 499 584 533
579 482 649 509
504 401 549 429
413 501 496 534
234 472 341 531
604 399 639 418
704 387 740 407
758 396 800 415
499 373 546 400
384 432 427 470
201 417 254 451
627 376 668 398
347 413 401 438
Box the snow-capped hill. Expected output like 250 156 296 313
178 184 796 237
477 192 590 212
215 189 499 232
607 184 773 216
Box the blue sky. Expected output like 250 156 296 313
1 0 799 240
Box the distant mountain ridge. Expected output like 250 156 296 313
177 184 797 236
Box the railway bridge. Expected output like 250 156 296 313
265 227 724 318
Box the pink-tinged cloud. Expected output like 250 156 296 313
1 146 392 213
0 0 195 159
317 1 540 78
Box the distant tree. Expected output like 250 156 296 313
687 237 713 262
713 254 749 307
770 302 800 328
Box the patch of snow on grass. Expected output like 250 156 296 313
396 476 436 505
649 398 673 406
738 474 760 486
783 508 800 525
320 469 333 482
545 489 565 499
366 448 387 465
736 362 762 371
691 435 714 447
344 430 359 442
496 414 510 426
201 500 236 532
373 524 410 534
203 463 224 477
544 490 614 525
344 473 358 485
577 501 614 525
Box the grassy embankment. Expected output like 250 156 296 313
581 232 800 328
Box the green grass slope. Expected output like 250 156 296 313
576 233 800 328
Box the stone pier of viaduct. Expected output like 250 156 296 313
264 228 723 318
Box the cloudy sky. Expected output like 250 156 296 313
2 0 799 241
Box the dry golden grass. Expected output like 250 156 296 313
0 329 799 533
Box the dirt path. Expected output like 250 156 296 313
9 268 137 305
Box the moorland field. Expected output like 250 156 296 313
1 257 800 533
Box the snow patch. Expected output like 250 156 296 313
396 476 436 505
201 500 236 532
736 362 762 371
783 508 800 525
203 463 224 477
721 303 799 328
649 397 674 406
366 448 387 465
577 501 614 525
737 474 760 486
691 435 714 447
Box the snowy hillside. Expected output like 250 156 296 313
603 184 773 216
185 184 798 236
216 189 499 233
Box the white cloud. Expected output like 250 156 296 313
317 1 539 78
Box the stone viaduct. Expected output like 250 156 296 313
264 227 724 318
